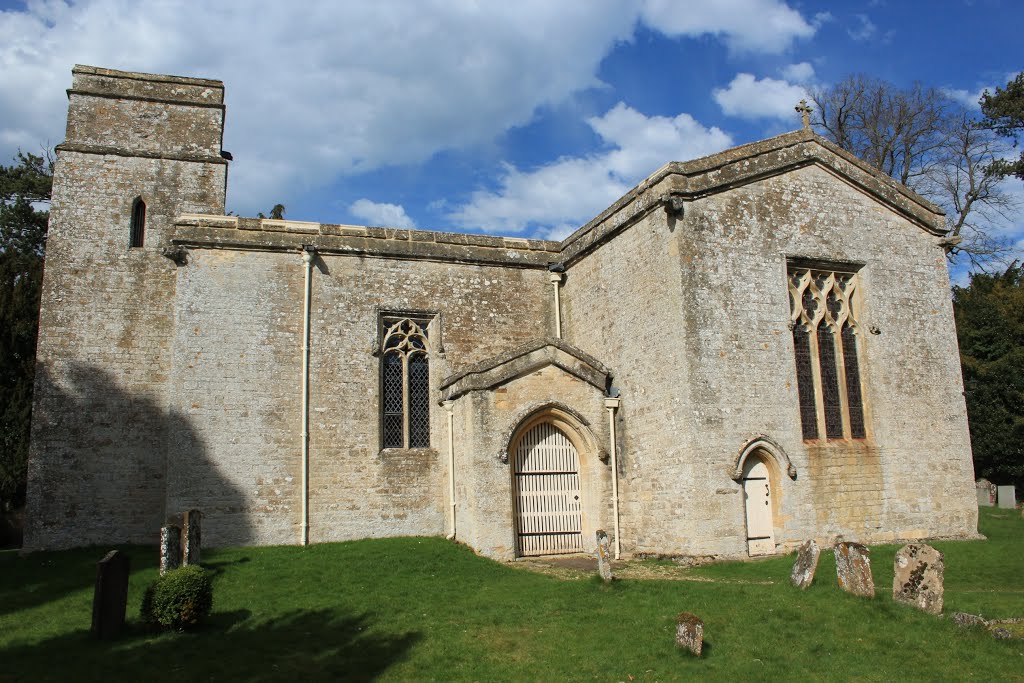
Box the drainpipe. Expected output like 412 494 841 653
443 400 456 540
548 270 564 339
300 245 315 546
605 396 622 559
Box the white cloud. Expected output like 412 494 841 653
350 199 417 229
713 73 809 121
847 13 876 41
640 0 816 54
447 103 732 235
943 87 985 110
0 0 638 215
0 0 818 217
781 62 815 83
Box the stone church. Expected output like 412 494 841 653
24 65 979 560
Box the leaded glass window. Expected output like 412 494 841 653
380 316 431 449
788 266 866 441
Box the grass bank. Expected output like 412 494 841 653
2 507 1022 681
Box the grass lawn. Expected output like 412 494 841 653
2 507 1022 682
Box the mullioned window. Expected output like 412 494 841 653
788 265 866 441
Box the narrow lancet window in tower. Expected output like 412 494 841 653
129 198 146 248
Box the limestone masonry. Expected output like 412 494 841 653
25 65 979 560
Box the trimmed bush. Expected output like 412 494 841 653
141 565 213 629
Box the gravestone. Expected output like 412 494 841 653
160 524 182 575
790 539 820 589
834 542 874 598
892 543 944 614
675 612 704 656
91 550 130 640
976 480 993 507
595 529 613 582
997 486 1016 510
183 510 202 565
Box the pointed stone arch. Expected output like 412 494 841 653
506 403 606 557
499 402 604 465
731 434 797 481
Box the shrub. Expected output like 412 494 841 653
141 565 213 629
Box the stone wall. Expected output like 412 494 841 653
165 236 554 547
25 66 227 549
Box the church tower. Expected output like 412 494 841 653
25 66 229 548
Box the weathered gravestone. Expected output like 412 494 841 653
595 529 613 582
675 612 704 656
997 485 1016 510
790 539 820 589
834 542 874 598
892 543 944 614
91 550 130 640
160 524 182 575
183 510 202 565
976 479 994 507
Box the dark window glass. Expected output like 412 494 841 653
792 326 818 440
130 198 146 248
408 352 430 448
842 324 866 438
817 325 843 439
382 351 404 448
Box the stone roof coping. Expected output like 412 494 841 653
439 337 610 401
72 64 224 89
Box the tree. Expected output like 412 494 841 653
980 72 1024 181
257 204 286 220
0 152 51 511
811 75 1017 267
953 264 1024 488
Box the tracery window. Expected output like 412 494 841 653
788 265 866 441
381 316 431 449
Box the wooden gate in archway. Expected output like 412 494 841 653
513 422 583 556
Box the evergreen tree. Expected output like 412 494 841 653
953 264 1024 487
980 72 1024 181
0 152 51 510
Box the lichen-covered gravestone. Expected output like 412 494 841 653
834 542 874 597
595 529 613 582
91 550 130 640
183 510 202 565
790 539 820 589
675 612 704 656
892 543 944 614
160 524 182 575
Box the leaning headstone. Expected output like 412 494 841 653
675 612 704 656
790 540 821 589
834 542 874 597
160 524 182 575
91 550 130 640
892 543 944 614
183 509 202 565
595 529 613 583
997 485 1016 510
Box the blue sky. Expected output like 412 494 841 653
0 0 1020 266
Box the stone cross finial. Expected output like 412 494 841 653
795 99 812 130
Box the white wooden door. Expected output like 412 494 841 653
742 459 775 556
513 423 583 556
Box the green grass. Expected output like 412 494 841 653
2 508 1022 682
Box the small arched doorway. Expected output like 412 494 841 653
741 455 776 556
512 421 583 556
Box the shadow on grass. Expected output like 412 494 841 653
8 608 421 682
0 545 157 618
